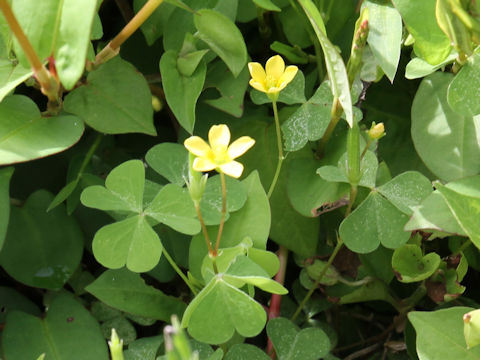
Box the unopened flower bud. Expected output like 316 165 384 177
368 122 385 140
186 153 207 205
108 329 124 360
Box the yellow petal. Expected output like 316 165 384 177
193 157 216 172
219 161 244 178
208 124 230 152
265 55 285 80
228 136 255 159
248 62 266 82
184 136 211 157
277 65 298 88
249 79 267 93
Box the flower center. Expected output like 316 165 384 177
265 74 277 90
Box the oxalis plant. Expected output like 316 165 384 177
2 0 480 359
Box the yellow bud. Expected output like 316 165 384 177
152 96 162 112
368 122 385 140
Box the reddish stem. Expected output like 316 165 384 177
266 246 289 358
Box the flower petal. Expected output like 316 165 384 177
248 62 266 82
193 157 216 172
228 136 255 159
184 136 211 157
208 124 231 152
265 55 285 80
219 161 244 178
277 65 298 88
249 79 267 93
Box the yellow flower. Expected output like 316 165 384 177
248 55 298 100
184 124 255 178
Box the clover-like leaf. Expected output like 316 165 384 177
145 143 189 186
144 184 200 235
392 244 441 283
339 191 410 253
267 317 331 360
181 276 267 345
81 160 144 213
92 215 162 273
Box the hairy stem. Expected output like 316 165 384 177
267 100 284 198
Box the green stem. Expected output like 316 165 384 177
360 139 372 160
194 204 214 255
267 100 284 199
256 6 271 39
214 172 227 254
345 185 357 217
95 0 164 65
162 246 198 296
291 238 344 322
77 134 103 179
317 97 342 158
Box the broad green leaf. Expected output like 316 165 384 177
86 269 186 321
81 160 145 213
0 190 83 289
10 0 60 68
0 286 40 323
181 276 266 344
200 175 247 225
392 244 441 283
54 0 97 89
201 241 252 281
405 191 466 235
247 247 280 278
405 53 456 79
364 0 402 82
178 49 210 77
358 246 395 284
278 6 312 49
0 166 13 250
0 59 32 101
436 182 480 249
287 157 349 217
297 0 353 127
266 317 331 360
411 72 480 181
160 50 206 133
409 307 480 360
0 95 84 165
281 81 333 152
64 57 156 135
145 183 200 235
146 142 189 186
2 294 108 360
92 215 162 272
377 171 433 215
101 316 137 345
204 60 249 117
253 0 280 12
339 191 410 253
448 52 480 117
225 344 270 360
392 0 451 65
250 69 306 105
194 9 247 77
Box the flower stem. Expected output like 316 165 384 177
78 134 103 178
267 100 284 199
214 172 227 255
0 0 58 102
291 237 344 322
162 246 198 296
194 204 214 255
345 185 358 218
94 0 164 65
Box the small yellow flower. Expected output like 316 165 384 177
184 124 255 178
248 55 298 100
367 122 385 140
